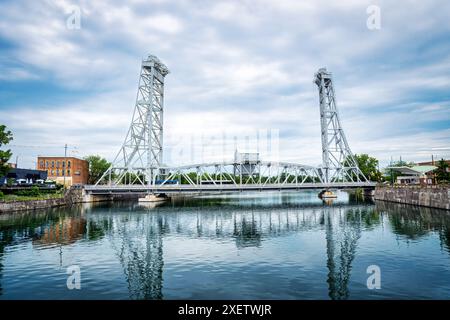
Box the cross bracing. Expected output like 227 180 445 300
94 55 371 191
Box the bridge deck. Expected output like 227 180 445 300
85 182 376 194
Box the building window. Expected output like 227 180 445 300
51 161 55 168
67 170 71 176
63 161 66 168
56 161 60 168
51 170 54 176
56 169 59 176
68 161 71 168
46 161 49 168
39 160 44 168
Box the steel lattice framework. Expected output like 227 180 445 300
97 55 169 186
94 55 371 191
314 68 368 183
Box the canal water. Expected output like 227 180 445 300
1 191 450 300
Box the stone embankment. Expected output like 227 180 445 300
0 187 85 214
374 185 450 210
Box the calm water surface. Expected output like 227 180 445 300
1 191 450 300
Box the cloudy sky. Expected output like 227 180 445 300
0 0 449 169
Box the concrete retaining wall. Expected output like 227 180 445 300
0 197 66 213
0 187 85 214
374 185 450 210
0 187 142 214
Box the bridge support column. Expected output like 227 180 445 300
138 193 170 203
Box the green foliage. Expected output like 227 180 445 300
84 155 112 184
16 186 41 197
0 124 13 178
0 190 4 198
435 159 450 183
344 154 382 182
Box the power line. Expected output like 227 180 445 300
9 144 78 149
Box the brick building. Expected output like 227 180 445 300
37 156 89 186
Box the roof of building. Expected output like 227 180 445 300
387 165 437 175
37 156 86 161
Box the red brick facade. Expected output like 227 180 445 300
37 156 89 186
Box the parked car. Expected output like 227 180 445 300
44 180 56 189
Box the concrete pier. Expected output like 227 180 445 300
138 194 170 203
318 190 337 199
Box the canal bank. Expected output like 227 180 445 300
374 185 450 210
0 187 82 214
0 187 152 214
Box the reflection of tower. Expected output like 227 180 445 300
233 213 262 248
325 207 361 300
111 213 164 300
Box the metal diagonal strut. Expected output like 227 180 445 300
95 56 370 189
314 68 368 183
96 54 169 186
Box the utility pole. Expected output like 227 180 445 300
64 144 67 189
390 156 393 186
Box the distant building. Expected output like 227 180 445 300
387 165 437 185
7 163 17 169
37 156 89 186
0 168 47 185
418 159 450 172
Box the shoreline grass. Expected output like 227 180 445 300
0 193 64 203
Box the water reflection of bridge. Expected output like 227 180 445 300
1 201 450 299
84 201 450 299
84 202 378 299
87 202 375 246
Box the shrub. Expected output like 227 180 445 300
0 190 4 198
16 186 41 197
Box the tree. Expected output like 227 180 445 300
0 125 13 178
435 159 450 183
84 155 111 184
345 153 382 182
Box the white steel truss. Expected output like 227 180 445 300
95 57 369 189
97 55 169 186
158 161 324 187
314 68 368 183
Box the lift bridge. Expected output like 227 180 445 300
86 54 375 197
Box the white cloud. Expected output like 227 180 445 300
0 0 449 169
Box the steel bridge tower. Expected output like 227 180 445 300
314 68 367 183
98 54 169 186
